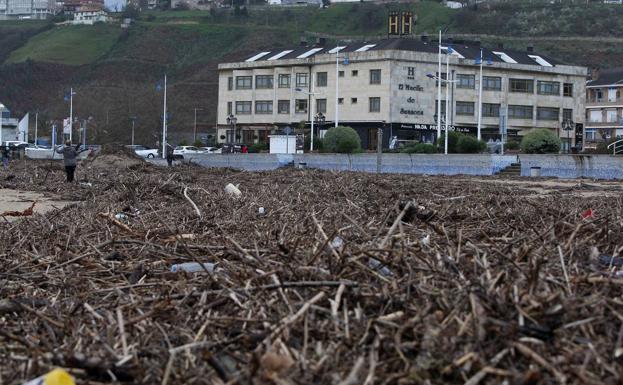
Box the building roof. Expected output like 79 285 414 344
242 38 562 68
587 68 623 87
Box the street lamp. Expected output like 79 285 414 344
295 87 324 152
193 107 203 144
226 114 237 144
0 103 4 146
427 73 458 155
130 116 137 146
562 118 574 153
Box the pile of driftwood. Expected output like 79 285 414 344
1 158 622 384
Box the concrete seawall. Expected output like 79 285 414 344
519 155 623 179
182 153 518 176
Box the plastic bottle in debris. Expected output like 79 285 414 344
368 258 393 277
331 236 344 249
171 262 216 273
225 183 241 197
22 368 75 385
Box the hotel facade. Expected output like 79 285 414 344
217 38 587 150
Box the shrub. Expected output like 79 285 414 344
322 126 361 153
436 131 463 153
457 135 487 153
304 136 323 152
520 129 561 154
505 140 520 150
401 143 437 154
248 142 268 153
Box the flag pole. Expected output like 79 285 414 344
69 87 73 143
162 75 167 159
477 48 483 141
437 30 442 140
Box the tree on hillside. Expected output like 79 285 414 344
122 4 140 19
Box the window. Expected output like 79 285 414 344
607 109 618 122
483 76 501 91
236 76 252 90
537 81 560 95
589 110 602 123
608 88 617 102
351 97 358 104
278 74 290 88
436 72 448 87
596 89 603 101
278 100 290 114
457 74 475 89
435 100 447 116
456 101 475 115
482 103 500 117
227 101 232 115
563 108 573 121
407 67 415 77
316 98 326 114
563 83 573 97
369 97 380 113
536 107 559 120
351 70 358 77
508 105 533 119
295 99 307 113
228 77 233 91
338 71 344 78
255 75 273 89
585 128 597 141
235 101 252 114
296 73 308 88
510 78 534 93
338 98 344 104
316 72 327 87
255 100 273 114
370 69 381 84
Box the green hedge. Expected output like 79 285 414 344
520 129 561 154
436 132 486 153
322 126 361 153
400 143 437 154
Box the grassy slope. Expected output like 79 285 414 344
7 24 121 65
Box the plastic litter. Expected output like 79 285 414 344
22 368 75 385
580 208 595 220
368 258 393 277
599 255 623 267
225 183 241 197
258 207 265 215
79 182 92 188
171 262 217 273
421 234 431 247
330 236 343 249
114 213 128 222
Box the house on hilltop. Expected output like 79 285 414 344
73 5 108 23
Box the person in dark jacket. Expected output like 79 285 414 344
166 143 174 167
55 141 84 182
1 145 9 168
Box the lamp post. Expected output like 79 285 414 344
0 103 4 146
427 73 458 155
193 107 203 144
130 116 137 146
296 87 323 151
226 114 237 144
563 118 574 153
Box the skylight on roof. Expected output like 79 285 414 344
528 54 553 67
296 47 324 59
440 46 465 59
246 52 271 62
328 46 346 54
355 44 376 52
267 50 294 60
492 51 517 64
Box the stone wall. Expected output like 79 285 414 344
519 155 623 179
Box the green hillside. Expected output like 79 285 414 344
1 0 622 145
7 24 121 65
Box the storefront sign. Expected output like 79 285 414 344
398 123 472 133
400 108 424 116
398 84 424 91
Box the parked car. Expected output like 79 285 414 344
221 144 242 154
126 145 159 158
173 146 203 158
2 141 29 148
200 146 222 154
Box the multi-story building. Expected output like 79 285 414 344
0 0 56 19
585 68 623 148
72 5 107 24
217 37 587 150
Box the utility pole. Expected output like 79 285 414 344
35 112 38 145
161 75 167 159
376 126 383 173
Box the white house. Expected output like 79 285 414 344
73 6 108 24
